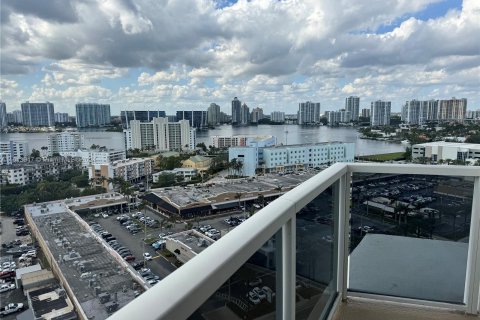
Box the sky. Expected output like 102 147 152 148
1 0 479 116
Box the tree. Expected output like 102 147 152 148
30 149 40 159
196 142 207 152
234 192 243 209
257 194 265 207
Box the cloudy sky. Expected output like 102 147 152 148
1 0 479 115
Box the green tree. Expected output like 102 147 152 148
30 149 41 159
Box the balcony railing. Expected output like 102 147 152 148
109 163 480 320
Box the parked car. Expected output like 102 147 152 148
247 291 261 305
0 303 24 316
143 253 152 261
124 255 135 262
0 283 16 293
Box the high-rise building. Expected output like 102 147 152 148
129 117 192 151
176 111 207 129
345 96 360 121
271 111 285 123
207 103 221 125
0 102 6 128
231 97 242 125
438 98 467 122
120 110 166 128
21 102 55 127
326 111 341 125
54 112 70 123
48 132 85 155
370 100 391 126
75 103 111 128
361 108 370 118
239 103 250 125
298 101 321 125
250 107 264 124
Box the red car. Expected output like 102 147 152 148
124 255 135 262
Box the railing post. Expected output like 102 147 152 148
336 173 351 300
282 217 296 320
275 229 283 320
465 176 480 314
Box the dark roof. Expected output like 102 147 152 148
29 286 69 318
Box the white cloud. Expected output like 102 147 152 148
0 0 478 113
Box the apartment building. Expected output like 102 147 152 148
0 140 29 165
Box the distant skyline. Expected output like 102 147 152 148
1 0 478 115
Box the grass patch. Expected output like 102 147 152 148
357 152 405 162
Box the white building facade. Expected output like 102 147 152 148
59 149 126 167
412 142 480 163
48 133 85 155
298 101 321 125
270 112 285 123
0 140 29 165
371 100 391 126
129 117 192 151
89 158 154 190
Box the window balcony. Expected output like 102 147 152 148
109 163 480 320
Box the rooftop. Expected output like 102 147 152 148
413 141 480 148
26 201 140 319
167 230 215 255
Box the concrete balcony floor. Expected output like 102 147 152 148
333 298 477 320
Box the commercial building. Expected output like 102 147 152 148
271 111 285 123
412 142 480 162
59 148 126 168
0 158 81 185
21 102 55 127
370 100 391 126
48 132 85 155
207 103 221 125
0 140 29 165
298 101 321 125
88 158 154 190
229 142 354 176
176 111 207 129
231 97 242 125
211 135 276 149
120 110 166 128
128 117 193 151
54 112 70 123
345 96 360 121
25 198 142 320
75 103 111 127
0 102 6 128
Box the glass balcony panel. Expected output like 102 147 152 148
188 231 281 319
349 173 474 304
296 185 337 319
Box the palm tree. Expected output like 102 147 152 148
257 194 265 207
234 192 243 209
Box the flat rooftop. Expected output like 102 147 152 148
167 230 215 254
151 171 317 208
64 193 126 211
26 201 139 319
414 141 480 148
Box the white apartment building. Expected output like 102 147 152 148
59 149 126 167
229 142 354 176
129 117 192 151
48 132 85 155
371 100 391 126
412 142 480 162
88 158 154 190
270 111 285 123
0 140 29 165
345 96 360 121
298 101 321 125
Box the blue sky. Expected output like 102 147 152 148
1 0 478 115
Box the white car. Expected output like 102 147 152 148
102 213 109 218
247 291 261 304
25 250 36 258
143 253 152 260
0 283 16 293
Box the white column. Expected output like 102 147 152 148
465 176 480 314
282 217 296 319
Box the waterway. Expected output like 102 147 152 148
1 125 405 156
